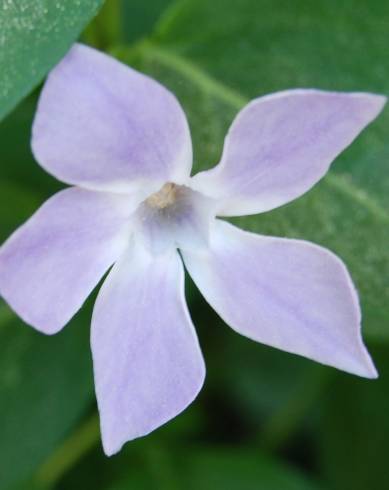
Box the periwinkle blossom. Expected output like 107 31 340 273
0 43 385 455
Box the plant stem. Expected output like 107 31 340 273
35 414 100 488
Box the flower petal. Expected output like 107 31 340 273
191 90 386 216
91 245 205 456
0 188 132 334
32 43 193 193
182 220 377 378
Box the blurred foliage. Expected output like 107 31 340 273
0 308 93 490
108 446 324 490
317 345 389 490
1 0 389 489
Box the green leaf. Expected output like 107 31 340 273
0 306 94 490
113 0 389 341
0 181 41 243
0 0 104 121
110 445 322 490
179 447 323 490
0 94 64 197
316 345 389 490
120 0 173 43
8 481 46 490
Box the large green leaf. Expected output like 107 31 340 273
112 0 389 341
0 0 104 121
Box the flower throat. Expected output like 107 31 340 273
146 183 178 209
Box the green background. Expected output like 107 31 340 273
1 0 389 489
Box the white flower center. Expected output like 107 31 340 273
134 182 216 254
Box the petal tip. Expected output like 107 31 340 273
102 438 122 458
0 281 61 336
98 364 205 457
359 357 379 380
365 92 387 116
348 346 378 379
351 92 387 124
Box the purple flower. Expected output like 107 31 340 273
0 43 385 455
